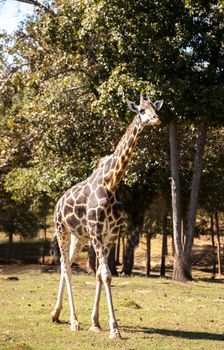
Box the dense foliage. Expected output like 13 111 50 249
0 0 223 277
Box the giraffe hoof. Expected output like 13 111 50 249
51 310 60 323
109 330 121 340
70 322 80 331
89 325 102 333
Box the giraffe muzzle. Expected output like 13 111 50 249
151 115 161 125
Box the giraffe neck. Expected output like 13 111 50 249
103 115 143 192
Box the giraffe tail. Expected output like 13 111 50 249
50 233 61 265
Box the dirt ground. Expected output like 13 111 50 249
0 235 221 280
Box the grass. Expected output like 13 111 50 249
0 266 224 350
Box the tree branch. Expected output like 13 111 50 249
14 0 55 15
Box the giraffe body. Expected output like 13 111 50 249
51 94 163 339
55 169 123 259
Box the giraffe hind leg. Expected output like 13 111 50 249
51 229 79 331
89 264 102 333
51 231 64 323
51 265 65 323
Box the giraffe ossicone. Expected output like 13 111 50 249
51 93 163 339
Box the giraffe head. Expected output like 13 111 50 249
127 94 163 126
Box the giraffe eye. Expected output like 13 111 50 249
139 109 145 114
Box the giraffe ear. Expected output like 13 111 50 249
154 100 163 111
127 100 139 113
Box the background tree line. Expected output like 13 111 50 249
0 0 223 281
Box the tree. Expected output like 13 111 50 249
167 1 224 280
1 0 223 280
199 126 224 276
77 0 224 280
0 187 39 262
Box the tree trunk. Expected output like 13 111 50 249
169 120 189 281
50 234 61 265
171 233 175 257
184 119 207 273
160 211 168 277
122 235 126 262
181 217 185 247
6 233 13 264
215 211 222 275
86 244 96 274
122 226 140 275
146 231 151 277
210 214 216 278
173 254 192 281
42 215 47 264
122 230 135 275
116 233 121 265
108 244 118 276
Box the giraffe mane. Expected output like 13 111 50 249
97 155 111 168
114 115 139 152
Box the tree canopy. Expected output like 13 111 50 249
0 0 223 278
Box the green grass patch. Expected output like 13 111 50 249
0 268 224 350
119 299 142 309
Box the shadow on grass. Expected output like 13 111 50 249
41 264 88 274
121 326 224 341
53 319 70 326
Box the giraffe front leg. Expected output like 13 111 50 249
100 262 121 339
91 232 121 339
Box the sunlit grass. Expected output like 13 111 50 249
0 267 224 350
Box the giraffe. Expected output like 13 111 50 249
51 93 163 339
